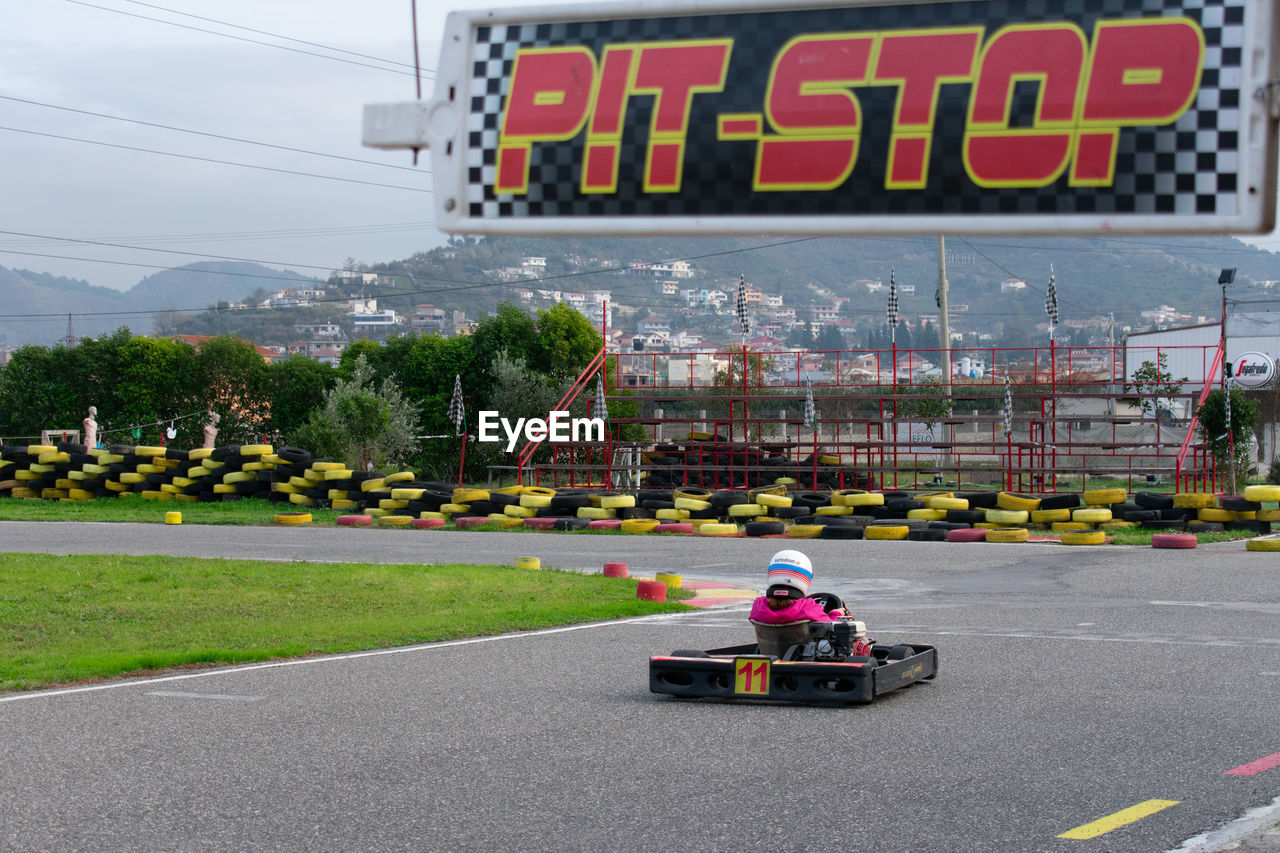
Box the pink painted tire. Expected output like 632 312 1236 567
603 562 628 578
336 514 372 527
587 519 623 530
946 528 987 542
410 518 445 529
636 579 667 602
522 517 557 530
1152 533 1197 549
653 522 693 535
453 516 491 529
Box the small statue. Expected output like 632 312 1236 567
83 406 98 449
203 412 220 449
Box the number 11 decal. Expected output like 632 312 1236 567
734 658 771 695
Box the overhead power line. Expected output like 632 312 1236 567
0 95 427 174
64 0 427 79
0 125 432 193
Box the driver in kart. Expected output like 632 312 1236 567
747 549 846 624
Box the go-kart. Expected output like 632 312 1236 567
649 592 937 704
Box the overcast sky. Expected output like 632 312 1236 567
2 0 1277 297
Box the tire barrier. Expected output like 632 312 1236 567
1245 537 1280 552
337 514 373 526
653 522 693 535
654 572 682 588
1152 533 1198 549
603 562 628 578
516 556 541 570
864 525 908 540
946 528 987 542
1060 529 1106 546
636 580 667 602
274 512 312 525
986 527 1030 543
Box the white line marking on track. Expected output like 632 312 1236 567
146 691 264 702
0 613 690 705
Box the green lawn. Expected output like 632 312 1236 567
0 553 689 692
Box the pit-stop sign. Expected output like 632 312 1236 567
364 0 1280 237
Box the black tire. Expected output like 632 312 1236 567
745 520 786 536
1226 520 1271 534
770 506 808 519
553 517 591 531
886 644 916 661
488 491 520 507
708 490 749 508
886 498 925 512
820 525 863 539
966 491 1000 508
641 499 675 511
276 446 311 466
946 509 986 524
1122 509 1161 522
1036 493 1080 510
909 528 947 541
1135 491 1174 510
1186 521 1225 533
927 520 969 530
1221 497 1263 512
1141 519 1186 530
793 492 830 510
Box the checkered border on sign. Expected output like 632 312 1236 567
464 0 1245 221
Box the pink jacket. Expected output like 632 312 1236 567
748 596 837 624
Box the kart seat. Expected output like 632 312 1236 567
750 619 825 658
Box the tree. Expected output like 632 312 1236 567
268 355 336 441
1124 354 1188 418
814 324 845 353
289 354 419 471
535 302 602 380
191 336 271 443
1196 388 1260 490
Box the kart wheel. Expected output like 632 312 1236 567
886 644 915 661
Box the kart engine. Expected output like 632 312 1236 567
785 619 869 662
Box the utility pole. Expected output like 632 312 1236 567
937 236 951 385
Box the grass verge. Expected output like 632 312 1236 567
0 553 690 692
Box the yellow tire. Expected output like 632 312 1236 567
379 499 409 510
1243 484 1280 503
519 493 552 508
930 496 969 510
523 486 556 497
274 512 312 525
323 469 353 481
674 497 711 511
577 506 616 519
25 444 56 455
985 508 1029 525
774 477 797 486
1198 507 1234 522
756 492 793 508
164 511 182 524
865 525 909 540
378 515 413 527
1173 492 1217 509
907 508 946 521
288 493 315 506
439 503 470 515
453 488 489 504
419 511 446 520
655 572 682 588
68 488 95 501
1082 488 1127 506
360 478 387 492
1256 509 1280 522
1100 520 1137 530
222 470 254 484
814 505 852 516
600 494 636 509
140 490 171 501
620 519 660 534
1073 507 1113 524
655 508 691 521
1061 529 1106 546
843 492 885 507
749 484 787 500
1031 508 1071 524
996 492 1040 512
310 461 346 472
489 515 524 529
1245 537 1280 551
332 499 357 510
240 444 273 456
697 523 739 536
504 505 535 518
788 524 824 539
727 503 766 518
987 527 1030 543
516 556 541 570
133 445 166 457
391 488 425 501
119 472 145 484
37 451 69 464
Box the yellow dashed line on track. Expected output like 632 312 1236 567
1057 799 1180 840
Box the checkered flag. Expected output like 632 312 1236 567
887 268 900 330
1045 264 1059 327
736 274 750 338
447 373 465 436
1001 373 1013 434
595 372 608 424
803 377 817 431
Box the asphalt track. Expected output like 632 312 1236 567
2 521 1279 852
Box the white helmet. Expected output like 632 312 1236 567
766 549 813 599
